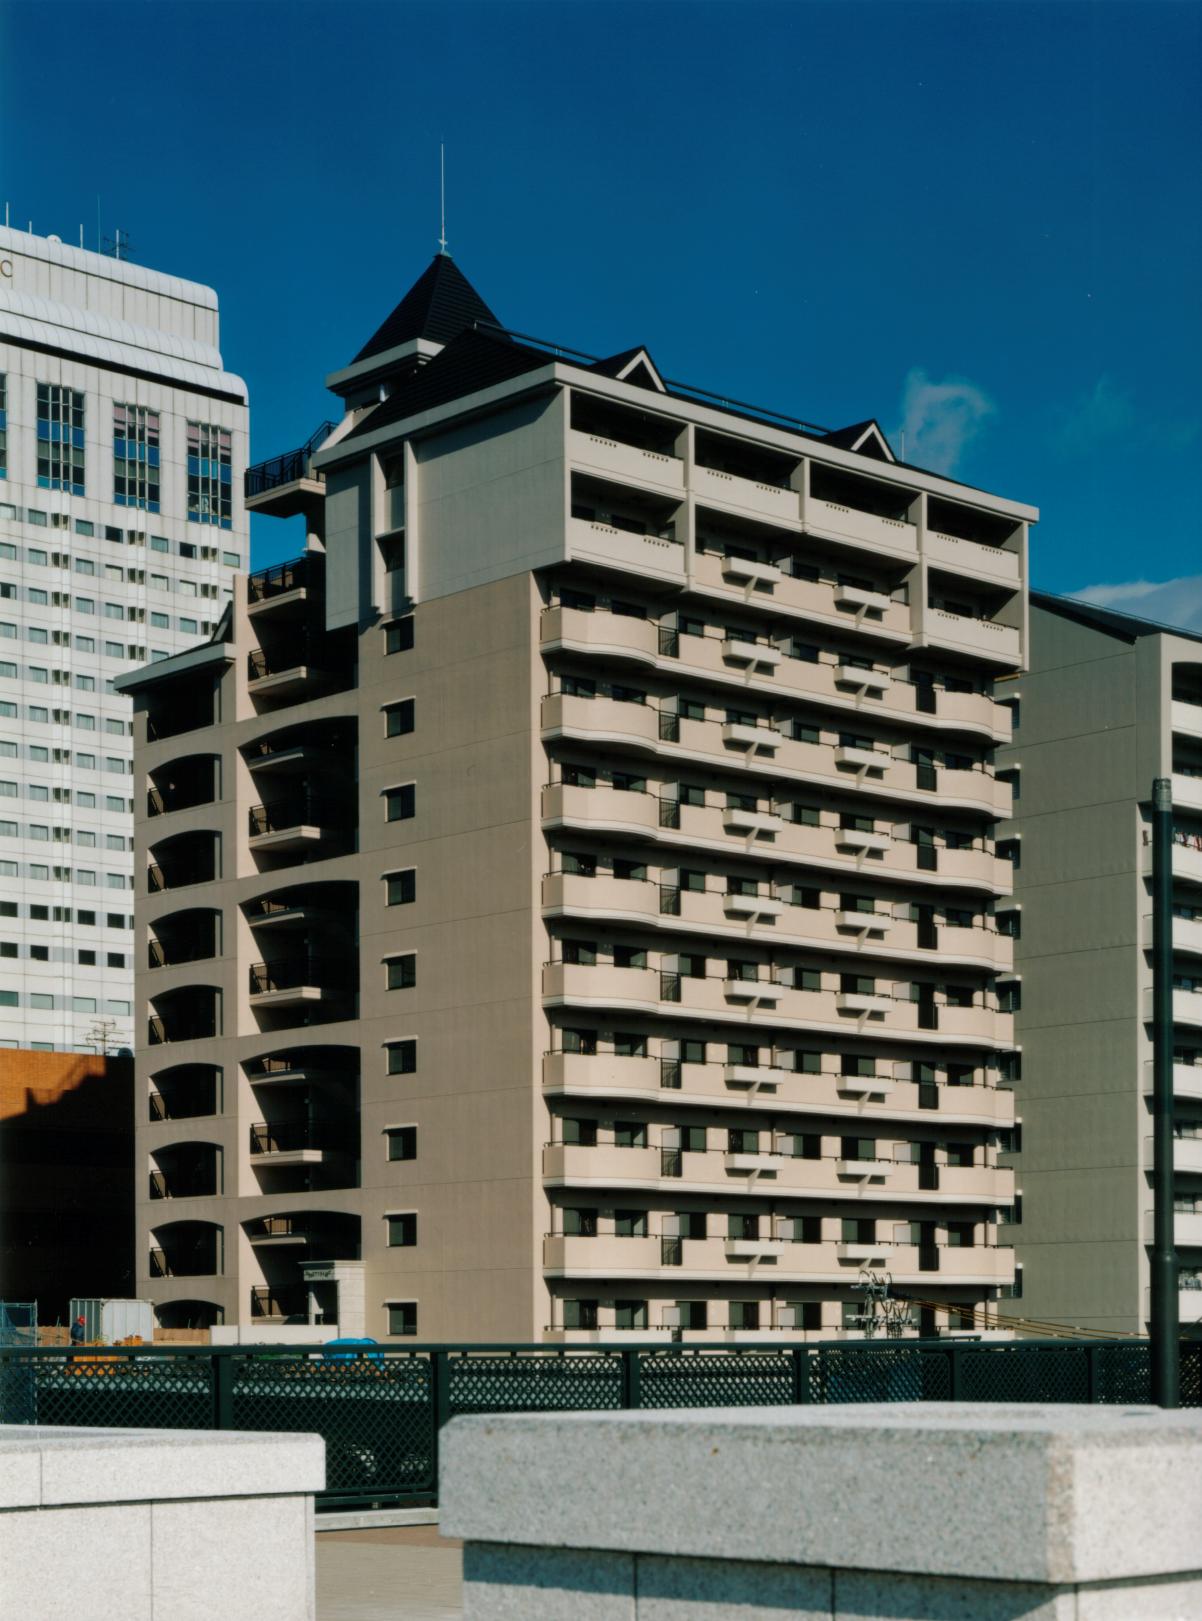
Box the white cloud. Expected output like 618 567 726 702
1053 375 1134 456
1070 575 1202 634
897 369 996 474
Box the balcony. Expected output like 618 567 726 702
247 645 323 701
724 1236 789 1260
568 429 684 494
244 422 335 517
148 830 219 895
567 510 685 586
922 608 1021 668
147 754 220 817
722 805 782 837
543 1050 1013 1129
721 720 779 753
836 990 893 1017
835 663 891 697
924 531 1020 588
249 1122 353 1165
806 497 918 561
723 889 784 920
1172 700 1202 743
693 464 800 526
722 635 782 669
248 793 350 854
542 1140 1013 1206
1175 1064 1202 1103
1175 1133 1202 1175
1174 774 1202 815
835 1240 889 1263
836 909 891 937
249 956 355 1010
250 1285 310 1319
723 977 784 1005
721 552 781 588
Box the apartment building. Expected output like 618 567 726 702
119 252 1032 1340
0 226 248 1052
998 593 1202 1334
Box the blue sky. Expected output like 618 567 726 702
3 0 1199 622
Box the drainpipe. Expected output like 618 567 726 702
1151 778 1179 1406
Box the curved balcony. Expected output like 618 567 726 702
245 1043 359 1096
244 881 357 945
542 1141 1012 1207
149 1219 223 1279
541 1231 1013 1286
245 1212 360 1251
147 829 219 895
543 694 1009 816
149 907 221 970
147 985 220 1047
148 1140 222 1201
542 962 1008 1047
147 754 220 818
541 782 1011 898
243 715 356 779
148 1063 223 1122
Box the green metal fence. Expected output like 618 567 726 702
0 1339 1194 1511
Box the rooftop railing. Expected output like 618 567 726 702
245 422 337 500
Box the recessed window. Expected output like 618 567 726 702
386 1213 417 1247
385 869 416 906
386 953 416 991
386 1038 417 1075
384 783 415 823
385 1125 417 1161
385 617 414 655
387 1302 417 1336
385 698 414 738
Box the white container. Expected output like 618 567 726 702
70 1297 155 1343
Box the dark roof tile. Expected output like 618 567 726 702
352 256 500 364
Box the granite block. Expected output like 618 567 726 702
29 1425 325 1506
636 1552 830 1618
0 1503 152 1621
1074 1574 1202 1619
151 1494 314 1621
441 1403 1202 1585
834 1569 1076 1620
463 1541 635 1621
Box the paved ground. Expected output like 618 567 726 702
317 1525 464 1621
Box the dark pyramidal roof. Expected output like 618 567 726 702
352 254 500 364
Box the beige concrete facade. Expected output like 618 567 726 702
999 597 1202 1333
118 264 1035 1342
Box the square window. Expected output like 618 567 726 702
385 783 415 822
385 617 414 654
386 1125 417 1161
386 1038 417 1075
385 869 416 906
387 1213 417 1247
385 697 414 737
78 949 96 965
386 953 416 990
387 1302 417 1336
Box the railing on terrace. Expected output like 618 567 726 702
248 795 348 837
0 1339 1196 1514
249 957 354 996
245 422 337 500
249 1121 355 1155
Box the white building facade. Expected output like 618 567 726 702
0 226 248 1053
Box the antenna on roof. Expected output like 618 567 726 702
438 142 449 257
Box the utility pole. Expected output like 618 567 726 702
1151 778 1179 1406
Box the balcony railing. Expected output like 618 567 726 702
249 956 354 996
249 1121 354 1155
245 423 336 500
250 1284 309 1318
248 644 318 682
248 794 349 837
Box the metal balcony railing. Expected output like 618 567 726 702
245 423 337 501
248 956 354 996
249 1121 353 1156
248 644 316 682
249 1284 308 1318
248 794 349 837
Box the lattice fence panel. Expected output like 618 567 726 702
960 1346 1089 1403
448 1353 622 1416
233 1352 434 1499
1 1352 213 1429
810 1346 948 1404
637 1351 794 1410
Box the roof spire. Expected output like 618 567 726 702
438 142 449 257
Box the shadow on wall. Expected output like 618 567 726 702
0 1052 135 1322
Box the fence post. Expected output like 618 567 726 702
791 1346 810 1404
429 1351 451 1501
212 1350 235 1430
622 1349 642 1409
